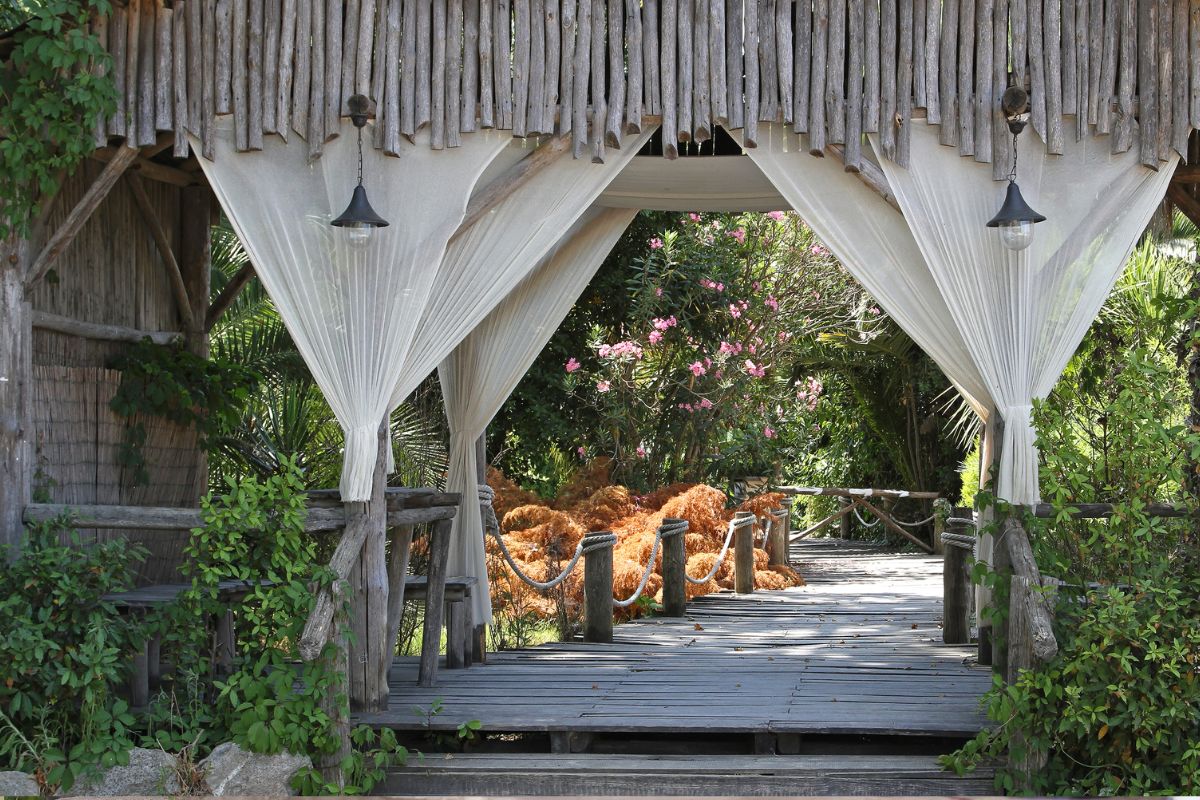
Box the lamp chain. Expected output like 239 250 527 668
1008 129 1019 183
356 126 364 186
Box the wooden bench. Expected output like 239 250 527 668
104 579 264 709
402 575 479 670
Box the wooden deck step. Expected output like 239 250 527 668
380 753 996 795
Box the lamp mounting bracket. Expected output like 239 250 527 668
1001 86 1030 134
348 94 371 128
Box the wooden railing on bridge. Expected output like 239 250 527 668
779 486 942 553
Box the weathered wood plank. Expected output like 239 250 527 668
510 0 531 136
938 0 958 146
808 0 827 153
972 0 992 163
844 0 864 168
955 0 973 156
879 0 897 158
728 0 743 130
677 0 693 140
896 0 914 165
826 0 846 144
1028 0 1046 140
431 0 448 146
1173 0 1188 156
710 0 726 126
248 0 265 149
589 0 605 159
1137 0 1157 165
571 0 591 156
605 0 625 145
743 0 758 146
923 0 939 124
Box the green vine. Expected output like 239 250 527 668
108 339 257 485
1 0 118 240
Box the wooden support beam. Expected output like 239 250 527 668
25 144 139 289
205 262 257 331
852 496 935 553
127 174 196 332
1031 499 1199 519
1167 184 1200 232
450 135 571 242
31 310 181 345
91 148 203 188
780 485 941 500
789 501 855 541
0 251 32 560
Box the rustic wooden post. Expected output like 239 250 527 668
977 412 1004 666
179 184 212 358
778 497 793 566
473 431 488 662
582 531 614 643
991 505 1013 678
734 511 755 594
0 243 32 561
660 517 687 617
767 509 787 567
838 495 851 538
347 419 391 711
418 516 453 687
445 600 467 668
942 507 973 644
931 501 945 555
314 594 351 789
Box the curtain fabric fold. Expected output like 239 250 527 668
439 207 639 623
195 119 509 499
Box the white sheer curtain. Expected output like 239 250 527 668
439 207 638 622
195 119 508 499
874 125 1176 503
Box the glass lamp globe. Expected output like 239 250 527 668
987 181 1045 252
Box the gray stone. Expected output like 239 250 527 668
0 770 40 797
69 747 180 796
200 742 311 796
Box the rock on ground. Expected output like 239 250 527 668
68 747 181 796
0 770 40 797
200 742 311 796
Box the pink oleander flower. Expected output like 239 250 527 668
766 210 786 221
649 237 664 249
728 304 742 319
636 445 647 458
810 243 828 256
655 287 663 296
699 397 714 410
752 281 761 291
714 369 723 379
689 361 706 376
765 295 779 311
704 357 712 368
869 306 881 315
688 212 702 222
565 357 581 373
648 330 663 345
764 425 776 439
719 341 735 354
748 344 756 354
744 360 766 378
596 380 611 393
577 446 587 456
728 227 746 244
652 316 678 331
601 340 644 360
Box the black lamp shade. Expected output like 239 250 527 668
986 180 1046 228
331 185 390 228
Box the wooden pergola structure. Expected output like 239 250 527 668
1 2 1198 770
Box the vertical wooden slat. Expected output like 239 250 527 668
155 5 174 132
172 2 189 156
1076 0 1089 139
263 0 281 133
924 0 940 123
743 0 759 146
590 0 606 159
865 0 880 133
1157 0 1173 161
325 0 344 135
233 0 249 149
774 0 791 125
202 0 217 157
358 0 377 98
1011 0 1027 86
896 0 914 166
973 0 992 162
1061 0 1076 117
545 0 561 132
644 0 660 116
711 0 728 126
826 0 846 143
993 0 1010 179
1191 0 1200 130
528 0 546 134
93 14 111 147
417 0 433 130
808 0 827 153
186 0 201 133
1137 0 1157 165
880 0 897 157
511 0 530 136
432 0 447 146
1097 0 1116 135
292 0 310 138
215 0 232 114
249 0 265 148
728 0 744 130
845 0 864 169
277 0 297 141
792 0 810 133
572 0 591 156
341 0 361 110
447 0 463 144
557 0 573 133
1027 0 1045 140
694 0 710 141
678 0 693 139
1172 0 1187 156
1087 0 1102 127
606 0 625 144
913 0 927 108
137 0 157 146
125 0 142 141
401 0 417 134
385 0 402 151
496 0 513 129
1043 0 1063 153
480 0 496 127
1112 0 1134 151
308 0 326 157
758 0 777 123
956 0 974 156
463 0 481 132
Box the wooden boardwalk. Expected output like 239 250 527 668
356 539 991 743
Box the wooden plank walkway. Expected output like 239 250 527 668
356 538 991 741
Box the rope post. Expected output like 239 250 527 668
942 507 975 645
767 508 788 567
660 518 688 617
838 496 852 538
582 531 615 643
779 498 793 567
734 511 755 594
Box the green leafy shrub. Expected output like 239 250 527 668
0 521 145 792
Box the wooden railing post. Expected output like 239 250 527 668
838 496 852 538
582 531 615 643
766 508 788 567
661 518 687 617
779 498 793 566
942 507 974 645
734 512 755 594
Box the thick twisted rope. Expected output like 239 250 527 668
851 506 882 528
895 513 937 528
940 532 976 550
684 514 752 585
612 518 688 608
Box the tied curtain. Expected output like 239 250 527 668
745 122 1174 504
196 119 508 499
439 207 639 623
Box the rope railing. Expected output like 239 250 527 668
612 518 688 608
683 513 752 586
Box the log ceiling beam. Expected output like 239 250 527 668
126 173 196 332
24 143 139 290
449 135 571 243
825 145 902 213
205 261 257 332
1167 184 1200 231
91 146 203 188
31 309 181 345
